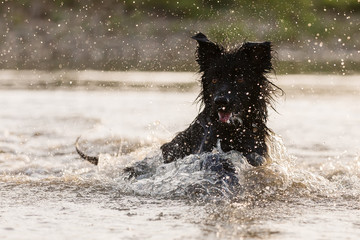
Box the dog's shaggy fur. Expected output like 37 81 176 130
160 33 282 166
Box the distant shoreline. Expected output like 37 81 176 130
0 70 359 96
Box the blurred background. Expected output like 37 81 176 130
0 0 359 74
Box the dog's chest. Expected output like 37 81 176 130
201 124 245 152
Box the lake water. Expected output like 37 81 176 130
1 71 360 240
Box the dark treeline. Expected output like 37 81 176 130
0 0 359 73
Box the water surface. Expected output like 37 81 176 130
1 72 360 239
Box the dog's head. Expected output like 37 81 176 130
192 32 278 127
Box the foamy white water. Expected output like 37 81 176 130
1 72 360 240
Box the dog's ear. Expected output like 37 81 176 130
241 42 272 73
192 32 222 72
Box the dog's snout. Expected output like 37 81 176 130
214 96 230 106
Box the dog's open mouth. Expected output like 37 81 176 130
218 110 243 125
218 111 232 123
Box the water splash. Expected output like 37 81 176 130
2 131 359 203
89 133 356 202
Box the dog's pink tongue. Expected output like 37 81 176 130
218 112 232 123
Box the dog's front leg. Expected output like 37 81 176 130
241 132 268 166
160 130 192 163
245 142 267 166
161 121 205 163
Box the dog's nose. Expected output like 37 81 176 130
214 96 229 106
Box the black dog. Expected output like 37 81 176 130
76 32 281 168
161 33 281 167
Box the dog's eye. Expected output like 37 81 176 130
237 79 244 83
212 79 218 84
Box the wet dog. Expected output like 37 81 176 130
161 33 281 167
76 32 281 169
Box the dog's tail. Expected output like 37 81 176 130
75 136 99 165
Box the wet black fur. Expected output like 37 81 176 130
161 32 282 166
